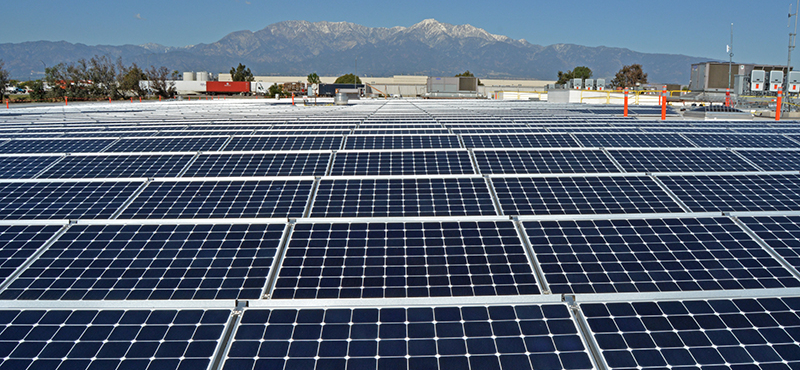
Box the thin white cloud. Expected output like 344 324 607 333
134 13 145 20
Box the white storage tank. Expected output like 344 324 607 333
183 72 195 81
196 72 210 81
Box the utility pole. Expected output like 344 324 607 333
789 0 799 72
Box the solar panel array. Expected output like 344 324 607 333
2 99 800 370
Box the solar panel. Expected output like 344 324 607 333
492 176 683 215
329 151 474 175
182 153 330 177
104 137 229 152
0 223 285 300
573 133 693 148
581 297 800 369
272 221 540 299
223 304 594 370
0 181 142 220
522 216 800 294
38 154 193 179
310 178 497 217
0 308 230 370
659 174 800 212
0 156 60 179
0 139 116 154
0 224 63 283
608 149 758 172
738 215 800 271
685 133 800 148
118 179 314 219
735 149 800 171
473 149 620 174
224 136 343 151
344 135 461 150
461 134 579 148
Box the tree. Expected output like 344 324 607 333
307 73 321 84
611 64 648 88
454 70 483 86
334 73 361 84
0 60 9 103
146 65 176 98
28 80 46 101
118 62 147 98
230 63 254 82
86 55 118 99
268 84 286 97
556 66 593 85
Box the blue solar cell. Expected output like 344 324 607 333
461 134 579 148
38 154 193 178
118 180 313 219
523 217 800 294
272 221 540 299
739 215 800 272
344 135 461 150
0 156 59 179
494 176 683 215
0 181 141 220
0 223 284 300
608 149 758 172
573 133 693 148
329 151 474 175
659 174 800 212
310 178 497 217
225 136 343 151
0 309 228 369
106 137 228 152
183 153 330 177
0 139 116 154
735 149 800 171
582 297 800 369
685 133 800 148
474 150 620 174
0 225 62 283
223 304 593 370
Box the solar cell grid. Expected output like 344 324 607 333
224 136 343 151
223 304 593 370
608 149 758 172
0 156 59 179
734 149 800 171
105 137 228 152
272 221 540 299
573 133 694 148
0 225 63 283
474 149 620 174
182 153 330 177
523 217 800 294
0 181 141 220
0 308 229 370
0 223 284 300
582 297 800 369
659 174 800 212
118 180 313 219
492 176 683 215
739 215 800 272
310 178 497 217
0 139 116 154
38 154 193 179
329 150 474 176
461 134 580 148
344 135 461 150
684 133 800 148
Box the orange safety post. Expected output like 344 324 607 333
159 96 161 102
130 97 133 103
109 97 111 103
623 88 629 117
776 87 783 121
292 92 295 106
661 85 667 120
139 97 142 103
65 97 68 106
725 88 731 107
6 100 9 109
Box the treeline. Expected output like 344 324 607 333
36 55 176 101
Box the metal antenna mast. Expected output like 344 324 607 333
790 0 799 70
728 24 734 90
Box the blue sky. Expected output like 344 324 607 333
4 0 799 67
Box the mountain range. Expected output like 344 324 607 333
1 19 714 83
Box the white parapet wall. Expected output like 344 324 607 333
545 89 663 105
